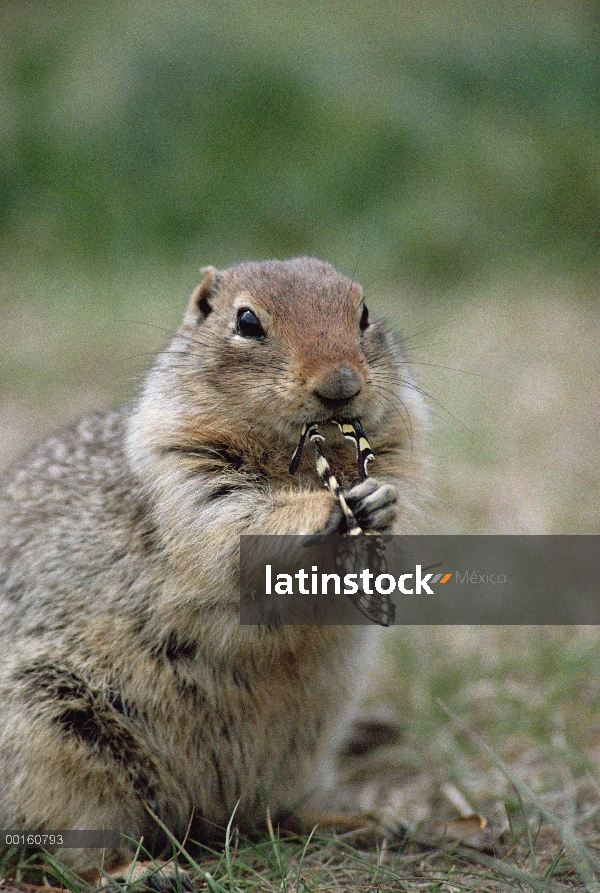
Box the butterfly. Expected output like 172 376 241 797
290 419 395 627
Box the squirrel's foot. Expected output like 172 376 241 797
345 479 398 531
102 860 195 892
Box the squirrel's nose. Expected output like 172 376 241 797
313 366 361 403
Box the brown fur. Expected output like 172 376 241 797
0 258 427 883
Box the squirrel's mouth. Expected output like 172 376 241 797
302 396 363 427
314 396 358 416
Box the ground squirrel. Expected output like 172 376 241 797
0 258 426 883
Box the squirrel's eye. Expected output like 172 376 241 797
359 303 370 331
237 308 265 339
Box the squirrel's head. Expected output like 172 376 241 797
172 257 408 441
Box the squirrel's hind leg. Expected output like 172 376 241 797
0 658 183 883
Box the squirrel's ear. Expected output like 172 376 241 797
186 266 223 324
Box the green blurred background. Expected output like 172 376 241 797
1 0 599 533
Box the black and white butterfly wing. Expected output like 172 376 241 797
333 533 395 627
345 587 395 627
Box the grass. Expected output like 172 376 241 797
2 628 600 891
1 788 598 892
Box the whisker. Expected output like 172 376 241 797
112 317 226 354
371 387 413 447
390 360 484 379
396 379 473 433
397 323 448 345
371 382 414 441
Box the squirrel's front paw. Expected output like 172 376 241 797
345 479 398 532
